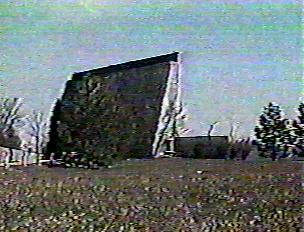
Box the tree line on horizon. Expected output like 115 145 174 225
0 97 303 166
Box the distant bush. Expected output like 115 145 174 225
58 151 115 169
228 139 252 160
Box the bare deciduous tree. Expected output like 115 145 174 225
0 97 23 133
207 121 219 141
26 111 48 163
0 97 24 161
228 121 241 143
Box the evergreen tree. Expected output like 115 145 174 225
254 102 286 160
278 119 297 158
293 102 304 156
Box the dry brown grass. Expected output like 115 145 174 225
0 158 302 231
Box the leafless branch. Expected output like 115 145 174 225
0 97 23 133
26 111 47 155
229 121 241 142
207 121 219 139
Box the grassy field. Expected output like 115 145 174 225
0 158 302 231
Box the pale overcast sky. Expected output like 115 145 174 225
1 0 302 138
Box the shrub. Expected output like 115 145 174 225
228 139 252 160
